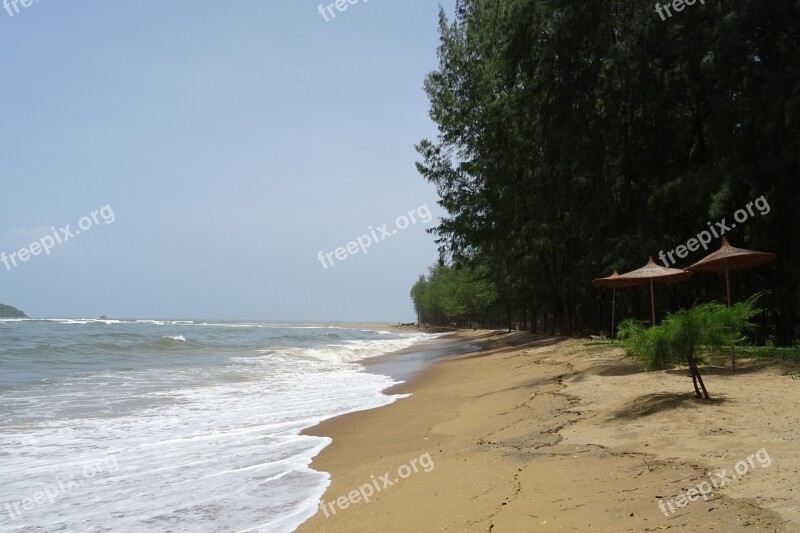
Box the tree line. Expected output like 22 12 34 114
411 0 800 344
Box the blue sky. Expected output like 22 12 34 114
0 1 455 321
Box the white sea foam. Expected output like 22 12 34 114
0 365 401 532
0 322 439 532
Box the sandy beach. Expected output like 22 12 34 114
298 331 800 532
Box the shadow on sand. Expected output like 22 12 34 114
610 392 726 420
460 333 568 360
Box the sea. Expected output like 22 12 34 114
0 318 448 532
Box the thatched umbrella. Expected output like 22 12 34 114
617 257 694 326
686 237 775 307
592 271 643 339
686 237 776 371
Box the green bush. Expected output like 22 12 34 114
617 295 760 399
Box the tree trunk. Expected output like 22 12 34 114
776 292 796 347
688 357 710 400
690 371 702 399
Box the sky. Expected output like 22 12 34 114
0 0 456 322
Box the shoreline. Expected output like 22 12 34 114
297 331 798 531
361 330 484 384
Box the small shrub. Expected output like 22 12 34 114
618 295 760 399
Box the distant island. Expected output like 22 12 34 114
0 304 27 318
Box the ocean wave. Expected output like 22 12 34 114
0 353 403 532
268 334 437 364
43 318 127 325
26 335 201 355
361 329 393 335
0 321 446 531
78 335 195 352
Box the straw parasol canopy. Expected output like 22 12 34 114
617 257 694 326
686 237 776 307
592 271 644 339
687 237 776 372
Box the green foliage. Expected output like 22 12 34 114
736 346 800 362
618 295 761 372
415 0 800 342
617 320 676 372
0 304 27 318
410 262 500 327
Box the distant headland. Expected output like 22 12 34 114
0 304 27 318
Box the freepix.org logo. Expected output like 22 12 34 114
319 452 435 518
655 0 706 21
317 203 433 270
3 0 41 19
4 454 119 521
1 205 116 272
657 448 772 516
657 195 770 267
317 0 368 22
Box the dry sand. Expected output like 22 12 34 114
298 331 800 532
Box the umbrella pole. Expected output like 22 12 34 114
650 279 656 327
611 286 616 341
726 263 736 372
725 264 732 308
